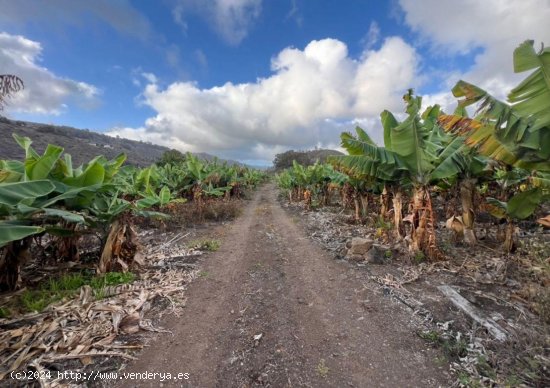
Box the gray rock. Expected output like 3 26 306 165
349 237 374 255
365 244 390 264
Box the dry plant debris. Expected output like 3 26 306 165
0 230 203 385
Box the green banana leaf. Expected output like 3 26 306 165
0 180 55 206
25 144 64 180
0 221 44 247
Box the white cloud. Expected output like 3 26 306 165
141 72 158 84
399 0 550 100
0 0 152 40
0 32 100 115
108 37 420 162
285 0 303 27
172 0 262 45
361 21 381 49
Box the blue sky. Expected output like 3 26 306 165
1 0 549 165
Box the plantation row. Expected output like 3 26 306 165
277 40 550 259
0 137 266 291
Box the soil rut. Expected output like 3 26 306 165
116 184 450 387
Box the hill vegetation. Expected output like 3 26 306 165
0 116 241 167
272 148 344 170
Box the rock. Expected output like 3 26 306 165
365 244 389 264
347 254 364 262
348 237 374 255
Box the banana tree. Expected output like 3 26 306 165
439 40 550 249
333 91 480 259
332 125 408 229
0 179 87 290
439 40 550 172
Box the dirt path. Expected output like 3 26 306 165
116 184 451 387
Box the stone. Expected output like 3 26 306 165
365 244 389 264
346 254 365 262
348 237 374 255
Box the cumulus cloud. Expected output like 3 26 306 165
399 0 550 100
0 32 100 115
172 0 262 45
108 37 420 162
0 0 152 40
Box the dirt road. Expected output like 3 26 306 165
116 184 450 387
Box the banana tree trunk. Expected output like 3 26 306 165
321 185 329 207
392 188 403 239
353 194 360 222
409 186 442 260
380 185 389 219
503 218 516 253
460 178 477 245
193 184 204 220
342 182 353 209
53 222 80 262
360 193 369 219
98 218 141 273
304 189 312 210
0 238 31 291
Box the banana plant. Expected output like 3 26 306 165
0 179 88 290
439 40 550 172
439 40 550 249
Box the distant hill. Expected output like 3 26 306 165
273 148 344 170
0 116 242 167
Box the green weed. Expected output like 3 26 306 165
17 272 135 313
316 359 329 378
413 251 426 264
188 239 220 251
0 306 11 318
90 272 135 289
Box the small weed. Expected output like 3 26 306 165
418 329 467 361
0 306 11 318
442 337 468 360
413 251 426 264
90 272 135 289
504 374 522 387
94 288 106 300
434 355 447 367
476 356 497 380
418 330 441 343
20 290 59 312
374 216 392 230
198 270 210 278
384 250 393 259
189 239 220 252
316 359 329 378
48 273 86 292
17 272 135 312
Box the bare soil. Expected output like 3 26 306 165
115 184 451 387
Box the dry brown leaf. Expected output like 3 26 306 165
537 214 550 228
120 312 140 334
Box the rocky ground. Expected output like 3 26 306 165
287 195 549 387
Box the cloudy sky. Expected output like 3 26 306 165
1 0 549 165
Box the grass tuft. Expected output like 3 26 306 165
17 272 135 313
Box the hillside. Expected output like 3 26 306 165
0 116 241 167
272 148 344 170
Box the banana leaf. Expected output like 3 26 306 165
0 221 44 247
